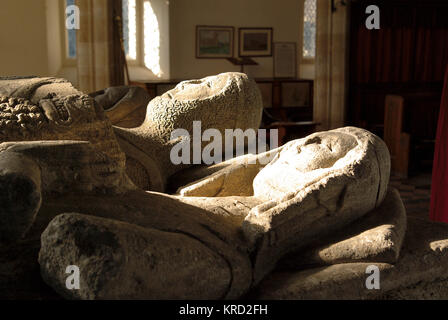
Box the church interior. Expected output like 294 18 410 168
0 0 448 301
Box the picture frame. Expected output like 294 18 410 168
196 25 234 59
238 28 273 57
273 42 297 78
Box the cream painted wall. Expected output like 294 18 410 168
0 0 49 76
0 0 314 83
0 0 76 85
46 0 78 87
169 0 311 79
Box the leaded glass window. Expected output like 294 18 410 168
303 0 316 58
66 0 77 58
122 0 137 60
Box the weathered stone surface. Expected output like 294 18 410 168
0 74 263 194
177 153 266 197
0 77 126 172
37 189 254 299
0 151 41 241
378 277 448 299
0 141 133 195
91 86 151 128
39 213 233 299
170 127 392 285
34 127 392 299
251 216 448 299
242 127 391 283
0 237 60 300
144 72 262 139
279 187 407 268
3 76 423 301
113 72 263 191
0 140 134 242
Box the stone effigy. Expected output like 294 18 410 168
0 77 132 241
113 72 263 191
0 77 125 168
0 74 446 300
175 127 391 283
35 126 391 299
0 72 262 239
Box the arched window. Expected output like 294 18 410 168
122 0 169 79
65 0 77 59
303 0 316 60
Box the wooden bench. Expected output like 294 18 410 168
384 95 410 178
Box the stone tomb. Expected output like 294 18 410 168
0 74 446 299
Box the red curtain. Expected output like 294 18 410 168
348 0 448 128
430 65 448 222
350 0 448 84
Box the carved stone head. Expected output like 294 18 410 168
0 77 125 168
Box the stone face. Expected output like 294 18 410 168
251 216 448 299
279 187 407 268
145 72 262 139
242 126 391 283
113 72 263 191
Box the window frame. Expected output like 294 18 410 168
123 0 169 80
59 0 77 67
123 0 147 68
299 0 316 65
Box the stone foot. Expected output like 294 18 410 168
39 213 237 299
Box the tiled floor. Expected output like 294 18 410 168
389 173 432 220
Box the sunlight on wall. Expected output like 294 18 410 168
144 0 162 77
125 0 137 60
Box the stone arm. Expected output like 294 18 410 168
175 146 283 197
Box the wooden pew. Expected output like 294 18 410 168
384 95 410 178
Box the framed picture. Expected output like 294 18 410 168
274 42 297 78
238 28 273 57
196 25 234 58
